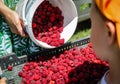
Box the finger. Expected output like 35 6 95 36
9 26 19 35
11 26 28 37
20 19 28 37
0 77 7 84
20 18 24 26
17 24 26 37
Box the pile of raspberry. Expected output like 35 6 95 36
32 0 64 47
18 43 109 84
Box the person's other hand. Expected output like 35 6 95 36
0 77 6 84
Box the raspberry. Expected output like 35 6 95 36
42 71 48 78
56 79 61 84
59 39 64 45
50 16 55 22
69 61 74 67
18 71 23 77
51 75 56 81
7 65 13 71
51 65 58 73
58 66 65 70
36 80 41 84
42 78 48 84
46 61 51 67
46 75 52 82
32 23 37 28
59 54 64 59
93 71 98 76
42 61 48 66
30 80 36 84
23 66 29 71
33 74 40 81
78 72 84 78
22 73 26 78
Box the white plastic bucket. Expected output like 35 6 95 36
15 0 78 49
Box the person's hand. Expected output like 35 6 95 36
4 10 27 37
0 77 6 84
0 1 27 37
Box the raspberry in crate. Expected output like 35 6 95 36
18 43 109 84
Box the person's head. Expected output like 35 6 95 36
90 0 120 61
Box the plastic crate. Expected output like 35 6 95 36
0 36 90 84
73 0 91 22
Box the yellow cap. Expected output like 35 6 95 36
95 0 120 47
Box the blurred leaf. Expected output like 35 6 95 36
4 0 12 7
4 0 18 10
80 3 90 11
69 29 91 42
